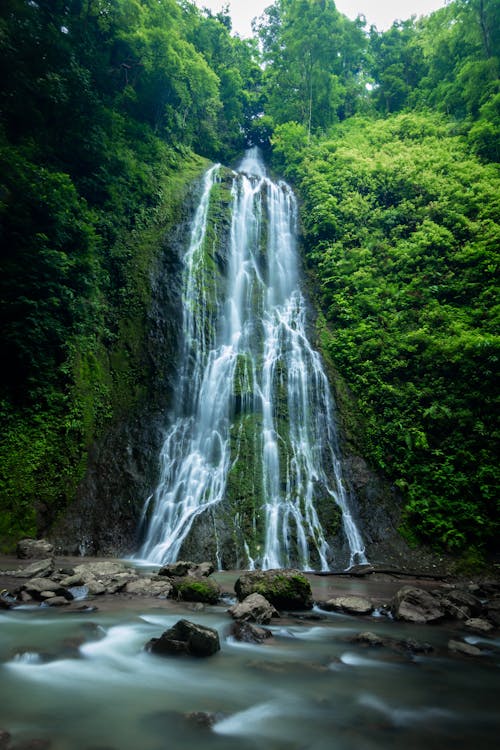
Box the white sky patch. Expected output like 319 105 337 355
192 0 448 37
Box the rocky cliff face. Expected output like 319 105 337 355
50 172 207 556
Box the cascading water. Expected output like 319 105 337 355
137 149 366 570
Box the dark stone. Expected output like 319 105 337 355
17 539 54 559
234 569 313 610
350 632 384 647
440 589 482 620
349 631 433 655
393 638 434 655
0 729 11 750
22 578 73 601
9 559 55 580
184 712 222 729
229 621 273 644
391 586 446 624
158 561 214 578
464 617 494 633
448 639 483 657
146 619 220 657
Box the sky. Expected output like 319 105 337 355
193 0 448 36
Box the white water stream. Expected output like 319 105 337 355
1 587 498 750
138 150 366 570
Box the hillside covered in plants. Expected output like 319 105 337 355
0 0 498 567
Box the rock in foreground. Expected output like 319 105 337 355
146 619 220 657
391 586 446 624
234 569 313 610
228 593 279 624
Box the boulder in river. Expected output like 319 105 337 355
228 593 279 624
464 617 494 633
171 576 220 604
16 538 54 559
146 619 220 657
62 562 138 596
124 577 173 598
228 621 273 644
391 586 446 624
8 559 55 580
22 578 73 602
158 561 214 578
321 596 373 616
234 569 313 611
448 639 483 657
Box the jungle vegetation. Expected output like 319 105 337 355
0 0 498 561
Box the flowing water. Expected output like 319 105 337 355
1 580 499 750
138 150 366 570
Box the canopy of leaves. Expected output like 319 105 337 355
273 111 499 553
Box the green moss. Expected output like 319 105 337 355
174 578 220 604
225 412 265 564
0 152 210 551
248 571 313 610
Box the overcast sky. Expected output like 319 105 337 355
193 0 448 36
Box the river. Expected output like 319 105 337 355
1 569 499 749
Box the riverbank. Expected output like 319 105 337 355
1 555 500 750
1 554 498 620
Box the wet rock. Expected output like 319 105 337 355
44 596 71 607
65 562 137 596
9 559 55 580
321 596 373 616
391 586 446 624
0 729 10 749
184 711 223 729
351 631 384 647
448 639 483 657
22 578 73 601
171 576 220 604
146 619 220 657
464 617 494 633
8 739 51 750
347 564 375 577
485 596 500 626
229 621 273 644
228 593 279 624
124 577 173 598
349 631 434 655
73 561 130 578
17 539 54 559
158 561 214 578
392 638 434 655
440 589 482 620
234 569 313 611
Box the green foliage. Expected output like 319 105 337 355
279 111 499 554
255 0 368 136
1 0 499 560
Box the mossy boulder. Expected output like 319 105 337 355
234 569 313 610
171 576 221 604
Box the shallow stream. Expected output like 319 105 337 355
0 573 499 749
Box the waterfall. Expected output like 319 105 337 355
137 149 367 571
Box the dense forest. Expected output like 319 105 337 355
0 0 498 566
